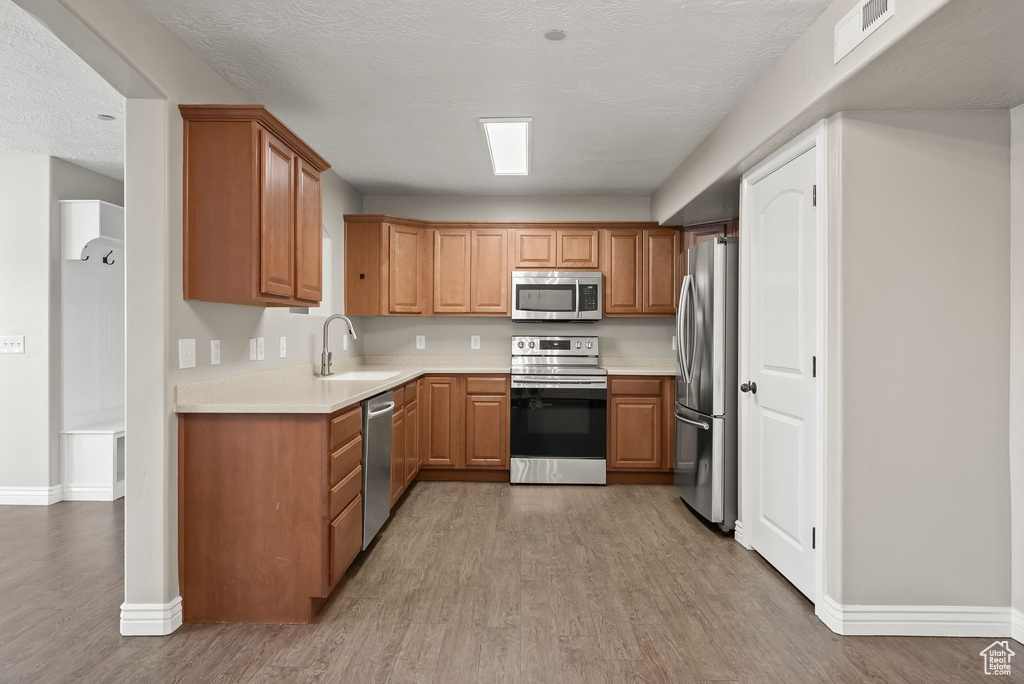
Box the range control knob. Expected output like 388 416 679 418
516 340 524 348
585 341 593 349
575 341 582 349
528 341 536 349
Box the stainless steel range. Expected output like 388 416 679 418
509 335 607 485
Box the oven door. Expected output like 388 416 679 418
510 384 607 460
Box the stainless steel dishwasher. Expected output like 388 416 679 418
361 391 394 549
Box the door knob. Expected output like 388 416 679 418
740 381 757 394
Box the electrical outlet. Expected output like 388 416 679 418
0 335 25 354
210 340 221 365
471 335 480 350
178 338 196 369
249 338 257 361
672 336 677 351
415 335 426 350
279 336 287 359
257 337 265 361
342 335 348 352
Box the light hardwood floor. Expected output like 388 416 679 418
0 482 1011 683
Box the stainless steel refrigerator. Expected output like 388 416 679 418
674 237 738 532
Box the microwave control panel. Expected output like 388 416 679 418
579 284 599 311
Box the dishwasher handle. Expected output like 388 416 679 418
366 401 396 418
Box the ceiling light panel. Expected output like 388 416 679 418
480 118 531 175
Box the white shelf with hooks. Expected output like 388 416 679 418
60 199 123 260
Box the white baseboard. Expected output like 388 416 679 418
0 485 63 506
1012 608 1024 644
733 520 751 549
819 596 1021 638
120 597 183 636
63 484 122 501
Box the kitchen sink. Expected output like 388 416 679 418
323 370 401 382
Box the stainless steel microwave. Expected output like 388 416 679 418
511 271 603 322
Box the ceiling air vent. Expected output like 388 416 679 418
834 0 894 64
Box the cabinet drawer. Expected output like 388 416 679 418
329 494 362 587
329 435 362 487
609 377 663 397
392 385 405 407
404 380 418 404
465 376 507 396
330 465 362 522
330 406 361 451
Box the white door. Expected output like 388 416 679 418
742 138 820 601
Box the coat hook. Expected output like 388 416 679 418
102 250 115 265
81 253 90 261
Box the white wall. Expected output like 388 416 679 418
0 156 53 490
0 156 122 494
1010 103 1024 619
362 317 674 359
58 0 364 626
362 195 651 222
831 111 1011 607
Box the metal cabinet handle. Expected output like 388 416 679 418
367 401 396 417
674 411 710 430
740 382 757 395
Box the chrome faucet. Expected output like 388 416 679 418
321 314 357 377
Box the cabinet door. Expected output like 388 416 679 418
417 378 426 466
464 392 509 468
389 224 429 314
433 230 472 313
608 396 662 470
603 229 643 314
681 219 737 276
556 230 599 268
423 376 461 467
513 229 557 268
643 228 680 314
391 407 406 506
471 229 509 314
294 158 322 302
405 400 419 485
259 128 296 298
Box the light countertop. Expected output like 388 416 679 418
175 355 679 414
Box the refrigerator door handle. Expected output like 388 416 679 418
674 409 710 430
678 275 694 382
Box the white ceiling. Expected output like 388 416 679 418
0 0 124 180
132 0 830 196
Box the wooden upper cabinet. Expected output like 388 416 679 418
181 105 330 306
433 229 472 313
681 218 738 276
471 229 509 314
513 229 557 268
294 158 322 302
603 228 643 314
643 228 680 315
389 224 431 314
556 230 599 268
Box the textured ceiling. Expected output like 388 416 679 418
0 0 124 180
132 0 829 196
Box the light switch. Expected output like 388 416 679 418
0 335 25 354
279 336 287 359
257 337 265 361
249 338 257 361
471 335 480 350
178 338 196 369
211 340 221 365
415 335 426 350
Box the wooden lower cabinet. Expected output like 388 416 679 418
391 404 406 506
464 376 510 469
178 404 363 624
422 376 461 467
420 374 510 473
607 376 675 473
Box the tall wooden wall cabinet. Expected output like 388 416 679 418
181 105 331 306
